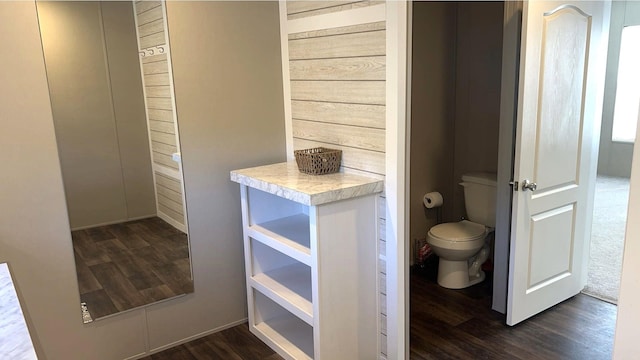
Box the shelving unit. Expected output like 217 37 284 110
250 259 312 324
231 162 384 360
248 214 311 265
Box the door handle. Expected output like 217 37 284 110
522 179 537 192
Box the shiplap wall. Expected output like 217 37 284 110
134 0 187 233
282 1 387 358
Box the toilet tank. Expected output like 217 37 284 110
460 172 497 227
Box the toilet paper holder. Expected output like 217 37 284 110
423 191 443 224
423 191 443 209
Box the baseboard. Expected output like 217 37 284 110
70 214 157 231
125 318 248 359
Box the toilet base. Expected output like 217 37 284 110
436 258 486 289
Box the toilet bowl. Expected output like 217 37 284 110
427 220 489 289
426 172 496 289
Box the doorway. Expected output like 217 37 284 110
408 0 621 357
408 0 505 351
584 1 640 304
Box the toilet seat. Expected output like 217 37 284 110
428 220 486 242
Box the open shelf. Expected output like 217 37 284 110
248 214 311 265
252 291 314 360
254 317 314 360
235 178 381 360
251 262 312 325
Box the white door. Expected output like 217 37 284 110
507 1 610 325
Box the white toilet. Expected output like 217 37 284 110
427 172 497 289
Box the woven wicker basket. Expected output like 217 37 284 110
294 147 342 175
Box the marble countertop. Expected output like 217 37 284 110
230 161 384 206
0 263 37 360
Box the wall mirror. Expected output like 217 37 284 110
36 0 193 323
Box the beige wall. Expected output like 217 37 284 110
410 2 503 246
149 0 286 349
37 1 155 229
451 2 504 220
0 1 284 358
1 2 148 358
103 2 158 222
409 2 457 248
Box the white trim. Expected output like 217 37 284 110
385 2 409 360
287 4 385 35
124 318 248 359
375 191 382 357
279 1 294 160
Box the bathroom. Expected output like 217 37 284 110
408 3 636 357
409 0 503 293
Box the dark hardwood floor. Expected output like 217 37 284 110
140 324 282 360
141 259 616 360
410 260 616 360
72 217 193 320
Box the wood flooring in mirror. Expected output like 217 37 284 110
72 217 193 320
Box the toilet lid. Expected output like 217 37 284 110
429 220 486 242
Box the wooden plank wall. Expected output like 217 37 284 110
135 1 166 49
134 0 187 233
284 2 387 358
287 0 384 19
288 21 386 176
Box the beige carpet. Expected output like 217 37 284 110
583 175 629 304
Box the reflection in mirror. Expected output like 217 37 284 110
36 0 193 322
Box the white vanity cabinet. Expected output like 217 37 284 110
231 162 384 360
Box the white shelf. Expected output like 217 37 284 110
251 263 313 325
235 173 381 359
253 315 314 360
249 214 311 265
